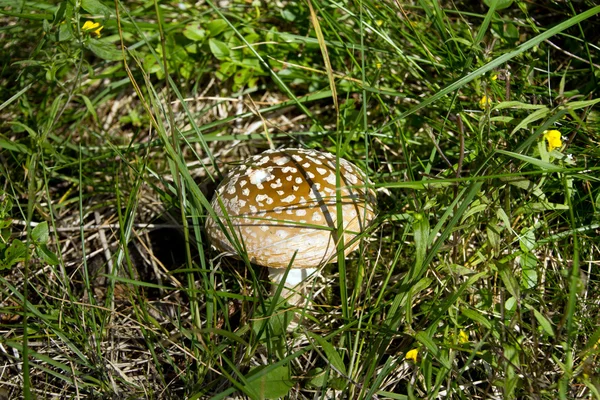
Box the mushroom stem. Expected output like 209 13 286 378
268 267 318 306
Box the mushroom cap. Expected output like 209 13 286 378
205 148 376 269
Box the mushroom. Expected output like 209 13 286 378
205 148 377 304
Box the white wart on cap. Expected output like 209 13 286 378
205 148 376 273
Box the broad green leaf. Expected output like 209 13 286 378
496 207 512 231
415 331 452 369
81 0 112 16
306 332 347 375
183 24 206 41
415 331 438 354
520 252 538 290
1 240 27 270
532 308 555 337
486 220 501 251
252 300 294 340
9 121 38 139
563 98 600 111
306 368 326 388
461 203 488 221
496 149 557 170
78 94 99 125
0 0 25 7
505 296 517 311
514 201 570 215
503 343 520 397
510 107 550 135
58 22 73 42
489 116 515 123
246 364 293 400
519 228 535 253
498 263 519 299
0 137 30 154
36 245 59 266
86 39 122 61
209 38 230 60
504 22 519 40
492 101 546 111
413 213 430 271
31 221 49 244
462 308 492 329
206 19 228 37
483 0 513 10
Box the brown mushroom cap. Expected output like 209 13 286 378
205 148 377 269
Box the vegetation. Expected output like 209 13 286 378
1 0 599 398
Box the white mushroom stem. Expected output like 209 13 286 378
268 267 318 306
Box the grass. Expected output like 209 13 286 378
1 0 600 398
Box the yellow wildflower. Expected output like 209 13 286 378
406 348 419 362
458 330 469 344
479 95 491 109
376 62 382 69
82 21 104 37
491 73 498 81
543 130 563 151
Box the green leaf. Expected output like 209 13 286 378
0 195 12 218
252 300 294 340
306 368 326 388
233 68 253 89
413 213 430 271
209 39 230 60
486 220 501 252
78 94 99 125
85 39 122 61
563 98 600 111
503 343 520 397
246 364 294 400
9 122 38 139
281 9 296 21
496 149 557 170
58 22 73 42
497 262 520 299
462 308 492 329
0 137 30 154
531 308 555 337
483 0 513 10
36 245 59 266
415 331 452 369
520 252 538 290
306 332 347 375
505 296 517 312
519 228 535 253
183 24 206 41
514 201 569 215
1 240 27 270
492 101 546 111
415 331 437 353
206 19 228 37
31 222 49 244
510 107 550 135
81 0 112 16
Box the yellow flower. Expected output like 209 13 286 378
82 20 104 37
543 130 563 151
458 330 469 344
491 73 498 81
479 95 491 109
406 348 419 362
